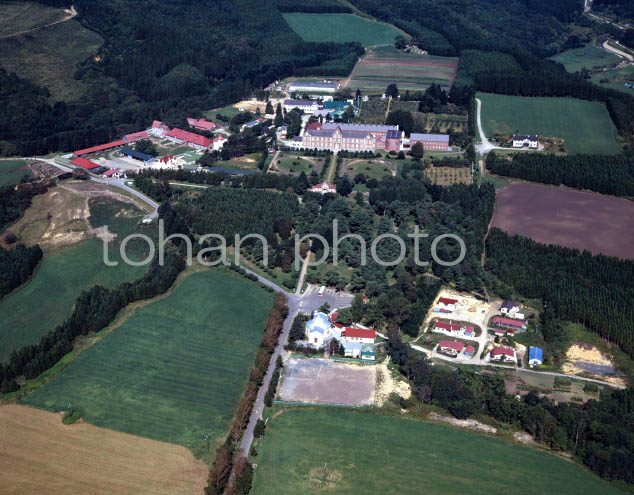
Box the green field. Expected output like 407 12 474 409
0 159 33 186
0 1 66 37
0 3 103 101
0 198 148 362
550 44 621 73
344 160 393 180
251 408 624 495
282 13 404 47
277 156 315 173
23 270 275 449
591 65 634 94
477 92 621 154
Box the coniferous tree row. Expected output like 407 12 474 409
385 330 634 485
486 228 634 357
0 244 43 299
485 151 634 197
0 181 51 231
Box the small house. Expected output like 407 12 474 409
490 347 517 363
512 135 538 148
529 346 544 367
438 340 465 357
500 300 521 315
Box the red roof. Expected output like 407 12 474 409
306 122 322 131
125 130 149 143
342 328 376 339
166 128 211 147
102 168 118 176
187 117 216 130
159 155 174 164
75 140 126 156
492 317 526 327
464 345 475 355
438 297 458 305
333 322 344 329
71 157 100 170
436 321 461 332
152 120 167 129
438 340 464 352
491 347 515 358
331 312 339 321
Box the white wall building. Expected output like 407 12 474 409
512 135 538 148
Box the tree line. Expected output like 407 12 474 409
205 293 287 495
0 180 51 231
486 228 634 358
0 244 43 299
385 330 634 485
485 151 634 197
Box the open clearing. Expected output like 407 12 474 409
550 44 621 73
591 64 634 94
282 13 404 47
0 195 148 362
491 182 634 260
279 358 376 406
251 408 622 495
0 2 102 101
0 1 67 37
348 48 459 93
0 404 206 495
477 92 621 154
23 270 274 449
0 159 34 186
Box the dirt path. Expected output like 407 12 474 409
0 5 77 40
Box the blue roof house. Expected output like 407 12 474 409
529 346 544 367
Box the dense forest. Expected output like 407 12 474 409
485 151 634 197
486 228 634 358
0 244 43 299
386 332 634 484
0 0 363 155
0 181 51 231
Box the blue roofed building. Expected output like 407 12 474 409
306 312 333 347
120 146 156 163
529 346 544 367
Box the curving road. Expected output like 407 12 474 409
0 5 77 40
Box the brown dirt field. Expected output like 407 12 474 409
0 404 207 495
492 182 634 259
2 181 138 251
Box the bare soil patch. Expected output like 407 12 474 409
492 181 634 259
279 357 376 406
0 404 207 495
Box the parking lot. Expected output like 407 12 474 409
279 357 376 406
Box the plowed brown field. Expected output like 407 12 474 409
0 405 207 495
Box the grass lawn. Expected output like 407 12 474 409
282 13 404 47
344 160 393 181
0 11 103 101
477 92 621 155
23 269 275 450
550 44 620 73
591 65 634 94
277 156 315 174
251 408 624 495
0 198 148 362
0 159 33 186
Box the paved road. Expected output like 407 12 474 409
237 274 353 456
602 39 634 62
29 157 160 218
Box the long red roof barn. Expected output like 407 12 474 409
71 157 100 170
438 340 465 352
491 347 515 358
165 128 211 148
74 140 126 156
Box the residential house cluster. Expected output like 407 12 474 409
437 340 475 359
432 320 476 338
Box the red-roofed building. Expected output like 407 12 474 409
165 128 211 149
74 140 126 157
311 181 337 194
306 121 322 131
490 346 516 363
212 134 227 151
491 316 527 330
438 297 458 306
124 130 149 144
434 320 475 337
438 340 465 356
341 327 376 343
187 117 216 131
71 157 100 170
464 345 475 357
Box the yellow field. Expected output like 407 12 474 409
0 405 207 495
